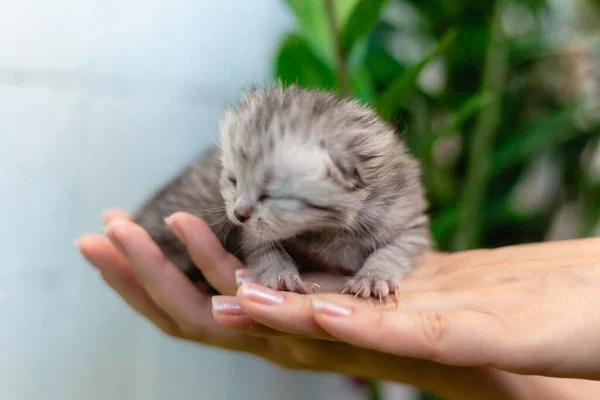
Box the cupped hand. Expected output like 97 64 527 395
76 210 528 400
224 237 600 380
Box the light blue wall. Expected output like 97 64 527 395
0 1 379 399
0 2 416 398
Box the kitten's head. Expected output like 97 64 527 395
217 84 397 242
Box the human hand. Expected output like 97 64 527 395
76 210 537 400
224 238 600 380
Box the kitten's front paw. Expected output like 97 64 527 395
264 275 318 295
343 277 401 300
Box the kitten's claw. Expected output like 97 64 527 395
265 275 316 294
343 277 401 300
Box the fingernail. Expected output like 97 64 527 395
235 269 257 286
104 224 128 256
165 215 187 245
239 282 284 305
212 296 244 315
312 298 353 317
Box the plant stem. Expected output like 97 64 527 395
365 379 382 400
324 0 351 97
454 0 508 250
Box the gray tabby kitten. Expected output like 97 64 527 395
134 84 430 298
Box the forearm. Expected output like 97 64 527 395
489 371 600 400
333 352 600 400
430 369 600 400
319 347 535 400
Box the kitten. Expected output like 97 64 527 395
134 84 430 298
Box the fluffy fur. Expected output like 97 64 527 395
134 84 430 298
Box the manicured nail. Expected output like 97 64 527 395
239 282 284 305
235 269 257 286
212 296 244 315
164 215 187 245
312 298 353 317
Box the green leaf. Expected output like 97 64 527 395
430 204 459 247
341 0 389 52
364 44 406 87
417 92 494 159
490 104 583 175
418 392 445 400
365 379 383 400
275 33 335 90
376 29 457 120
350 65 377 104
283 0 360 66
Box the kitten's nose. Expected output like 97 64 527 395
233 205 254 223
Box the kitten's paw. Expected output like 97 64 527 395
265 275 317 294
343 277 401 300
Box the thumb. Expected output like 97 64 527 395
311 296 507 368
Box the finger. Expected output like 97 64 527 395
234 269 257 287
404 251 449 278
390 286 504 312
103 208 132 225
100 268 182 336
236 278 485 338
236 282 334 339
298 271 347 293
76 235 181 336
233 267 348 294
312 297 508 368
211 295 286 337
229 269 316 337
76 234 136 281
165 212 243 295
103 218 257 348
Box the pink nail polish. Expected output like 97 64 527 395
212 296 244 315
312 298 353 317
239 282 284 305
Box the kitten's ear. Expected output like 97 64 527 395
327 146 365 190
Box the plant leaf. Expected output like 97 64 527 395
275 33 335 90
341 0 389 52
430 204 459 249
490 103 584 175
283 0 360 66
376 28 457 120
364 43 406 87
350 65 377 104
417 91 494 158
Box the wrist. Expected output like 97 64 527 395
489 371 600 400
332 351 520 400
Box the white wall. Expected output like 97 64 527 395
0 1 414 399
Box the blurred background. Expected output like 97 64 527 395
0 0 599 400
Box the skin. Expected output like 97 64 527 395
76 210 600 400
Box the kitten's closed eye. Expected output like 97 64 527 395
228 176 237 185
258 193 269 201
268 195 334 213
